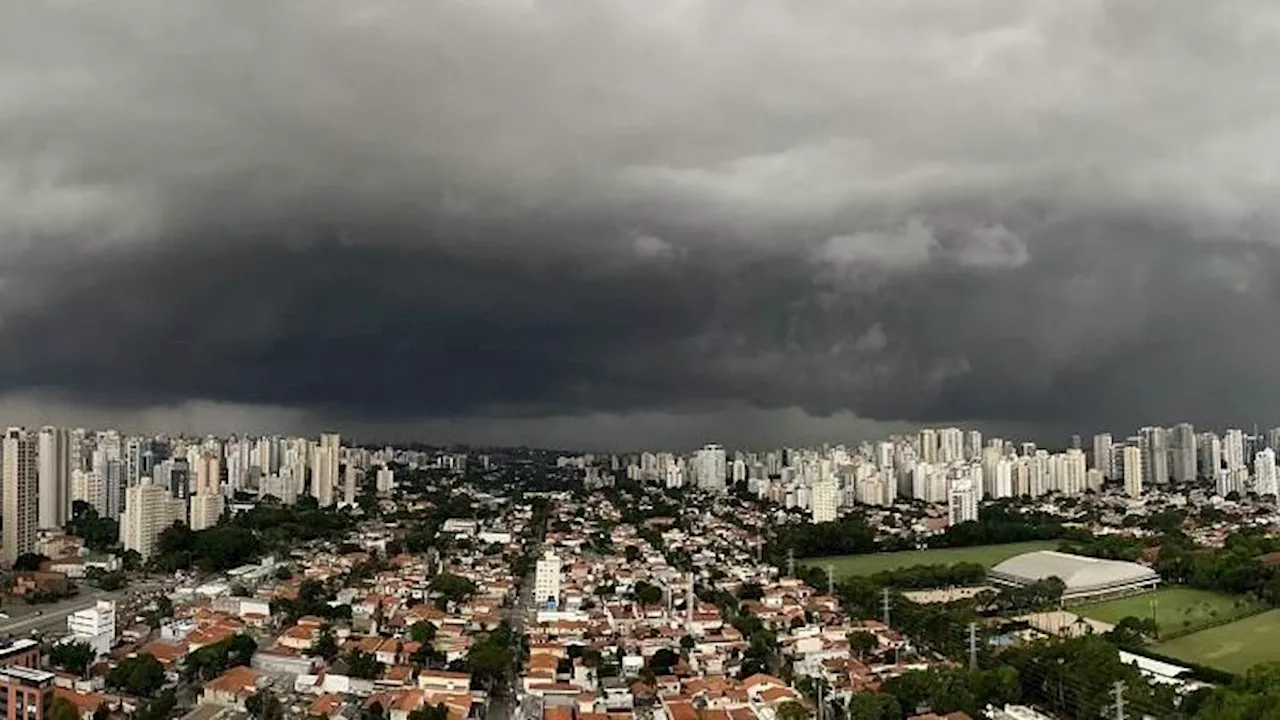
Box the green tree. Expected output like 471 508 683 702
648 648 679 675
346 650 383 680
12 553 47 572
50 641 96 675
245 689 284 720
846 693 899 720
633 581 663 606
429 573 477 608
775 700 810 720
410 621 437 645
407 705 449 720
107 653 166 697
847 631 878 660
311 626 339 661
737 582 764 601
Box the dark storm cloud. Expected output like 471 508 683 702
4 0 1280 440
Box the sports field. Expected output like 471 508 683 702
1153 609 1280 675
807 540 1059 578
1078 587 1248 632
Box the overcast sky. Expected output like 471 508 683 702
3 0 1280 450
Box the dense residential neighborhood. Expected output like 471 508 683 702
6 429 1280 720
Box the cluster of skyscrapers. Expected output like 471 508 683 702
623 424 1280 527
0 427 393 564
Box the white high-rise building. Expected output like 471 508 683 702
1171 423 1196 483
1199 433 1223 478
918 429 938 464
1123 445 1143 499
70 466 104 516
965 431 983 461
1256 449 1278 497
947 477 978 526
195 454 220 496
37 426 70 530
533 549 562 609
1139 427 1168 485
313 433 341 507
189 493 222 531
343 465 359 506
120 479 183 560
1224 429 1246 472
1092 434 1113 479
811 478 838 523
938 428 964 463
2 428 38 566
376 466 395 493
691 444 726 493
1062 449 1087 496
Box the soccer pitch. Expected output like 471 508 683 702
1078 587 1248 633
1152 609 1280 675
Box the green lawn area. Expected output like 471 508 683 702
1079 587 1247 632
806 540 1060 578
1152 609 1280 675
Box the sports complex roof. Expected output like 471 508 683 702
988 550 1159 599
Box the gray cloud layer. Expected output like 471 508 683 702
3 0 1280 445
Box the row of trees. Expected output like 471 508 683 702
772 503 1067 562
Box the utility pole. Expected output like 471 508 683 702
826 565 834 596
881 588 891 627
967 622 978 670
787 548 795 578
1111 681 1126 720
816 680 823 720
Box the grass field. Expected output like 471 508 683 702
806 540 1059 578
1078 587 1248 632
1152 609 1280 675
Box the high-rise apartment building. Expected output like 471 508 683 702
2 429 37 566
810 478 838 523
189 493 222 531
36 427 70 530
343 465 359 506
120 479 183 560
1139 427 1169 485
195 453 220 497
1198 433 1223 478
918 429 938 464
938 428 964 463
1170 423 1196 483
375 466 395 494
691 444 726 493
947 477 978 525
313 433 341 507
1224 429 1246 472
1092 434 1113 479
1123 445 1143 499
1256 449 1278 497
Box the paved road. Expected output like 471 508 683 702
487 544 540 720
0 584 151 638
